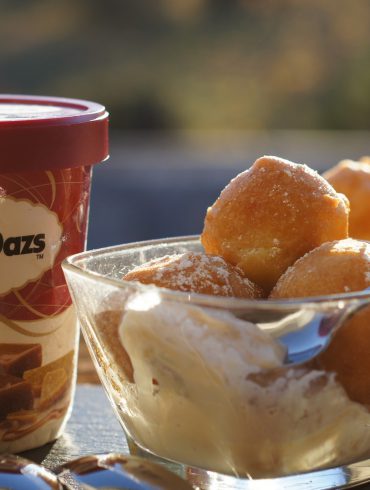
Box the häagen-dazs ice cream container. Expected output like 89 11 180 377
0 95 109 451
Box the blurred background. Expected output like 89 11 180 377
1 0 370 248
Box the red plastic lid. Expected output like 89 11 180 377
0 95 109 173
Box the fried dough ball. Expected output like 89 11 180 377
324 158 370 240
270 239 370 299
201 156 349 294
123 251 263 299
314 306 370 406
271 238 370 405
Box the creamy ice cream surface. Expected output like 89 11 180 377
115 293 370 477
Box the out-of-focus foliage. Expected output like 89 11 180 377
1 0 370 129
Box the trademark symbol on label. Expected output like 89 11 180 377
36 253 44 260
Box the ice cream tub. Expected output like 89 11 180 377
0 95 109 451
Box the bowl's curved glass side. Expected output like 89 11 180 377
67 237 202 279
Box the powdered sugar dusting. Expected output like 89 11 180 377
125 252 262 299
253 156 344 204
332 239 370 282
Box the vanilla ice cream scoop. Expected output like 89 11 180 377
115 293 370 477
119 293 286 394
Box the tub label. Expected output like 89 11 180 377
0 197 62 295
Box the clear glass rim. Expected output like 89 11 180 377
62 235 370 310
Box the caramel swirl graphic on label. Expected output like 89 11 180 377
0 314 63 337
45 171 57 208
13 289 70 320
2 404 69 441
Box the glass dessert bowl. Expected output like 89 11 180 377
62 236 370 483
